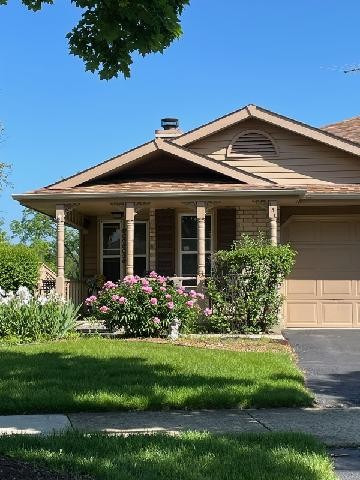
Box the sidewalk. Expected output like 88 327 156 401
0 407 359 447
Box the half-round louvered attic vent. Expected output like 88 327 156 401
228 130 277 157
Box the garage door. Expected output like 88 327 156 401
282 216 360 328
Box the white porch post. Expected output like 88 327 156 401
55 204 66 297
268 201 278 245
125 202 135 276
196 201 206 285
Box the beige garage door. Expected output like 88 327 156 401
282 216 360 328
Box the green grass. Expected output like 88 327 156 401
0 337 312 413
0 431 336 480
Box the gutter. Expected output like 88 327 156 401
12 189 307 201
305 193 360 200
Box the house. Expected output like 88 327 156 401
13 105 360 328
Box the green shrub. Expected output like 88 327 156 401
0 287 79 343
86 273 206 337
207 234 296 333
0 244 40 292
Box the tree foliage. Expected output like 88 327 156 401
0 0 189 79
10 208 80 279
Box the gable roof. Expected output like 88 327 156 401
45 137 274 190
322 116 360 144
173 104 360 157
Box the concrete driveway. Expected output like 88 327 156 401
283 329 360 407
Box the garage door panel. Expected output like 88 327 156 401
286 222 319 242
287 279 317 296
320 279 353 296
321 303 353 327
319 222 353 242
286 302 318 327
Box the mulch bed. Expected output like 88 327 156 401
125 337 291 353
0 456 90 480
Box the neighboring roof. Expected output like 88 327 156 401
322 116 360 144
173 104 360 157
42 137 273 190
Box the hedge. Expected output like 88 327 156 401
0 244 41 292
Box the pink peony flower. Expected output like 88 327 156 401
204 307 213 317
141 278 150 286
150 297 158 305
118 296 127 304
111 295 119 301
160 286 166 292
142 286 153 294
149 271 158 278
177 288 185 295
157 276 166 284
123 275 138 285
85 295 97 305
99 305 110 313
165 294 172 300
197 292 205 300
186 300 195 308
167 301 175 310
103 281 116 290
153 316 161 324
189 290 197 298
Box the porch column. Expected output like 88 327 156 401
268 201 278 245
196 201 206 285
55 204 66 297
149 207 156 271
125 202 135 276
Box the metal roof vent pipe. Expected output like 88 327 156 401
155 117 183 138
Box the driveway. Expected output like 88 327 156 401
283 330 360 407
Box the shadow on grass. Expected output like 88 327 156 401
0 341 313 414
0 431 336 480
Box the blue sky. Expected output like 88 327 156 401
1 0 360 229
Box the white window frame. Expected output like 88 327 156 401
100 219 123 280
133 220 149 276
178 213 213 278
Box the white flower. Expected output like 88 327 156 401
16 286 32 305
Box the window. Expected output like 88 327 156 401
228 130 277 157
134 221 148 276
179 215 212 283
101 221 122 281
101 220 148 281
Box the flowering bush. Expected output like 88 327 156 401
85 272 209 337
0 286 80 343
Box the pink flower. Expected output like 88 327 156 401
123 275 138 285
149 271 158 278
167 301 174 310
177 288 185 295
153 316 161 324
157 276 166 284
204 307 212 317
85 295 97 305
118 296 127 304
165 294 172 300
160 286 166 292
189 290 197 299
186 300 195 308
103 281 116 290
197 292 205 300
141 278 150 286
150 297 158 305
99 305 110 313
142 286 153 294
111 295 119 301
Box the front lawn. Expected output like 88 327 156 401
0 337 312 413
0 431 336 480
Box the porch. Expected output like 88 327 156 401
54 198 280 303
